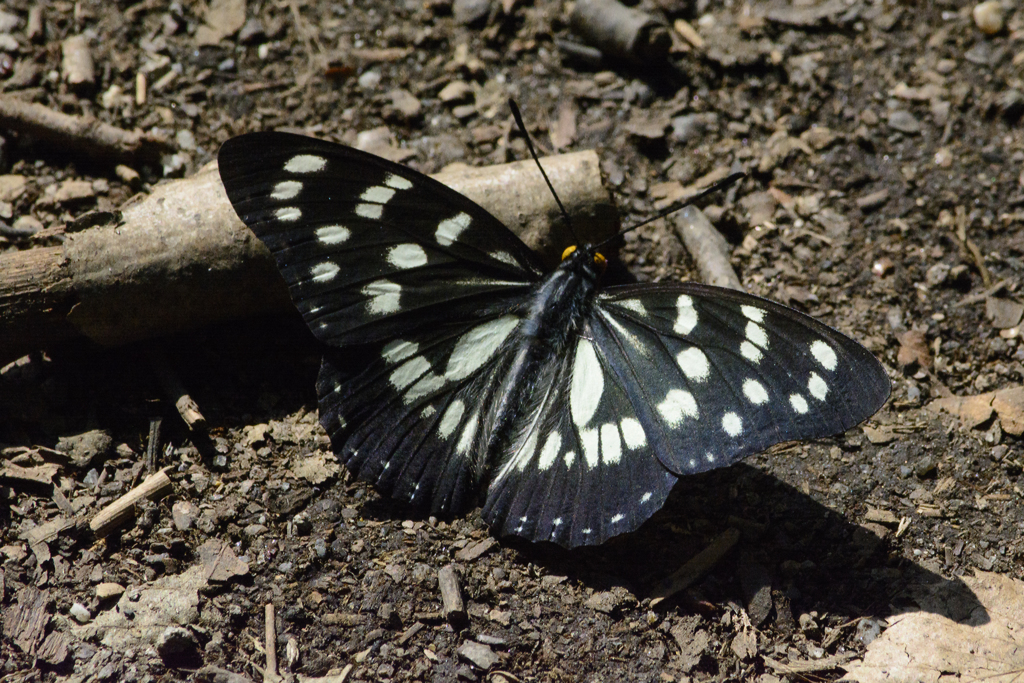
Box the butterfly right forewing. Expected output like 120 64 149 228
218 132 545 348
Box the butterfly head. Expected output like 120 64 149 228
561 244 607 278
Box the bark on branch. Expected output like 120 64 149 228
0 150 617 366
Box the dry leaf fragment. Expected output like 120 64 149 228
897 329 931 370
927 386 1024 436
843 571 1024 683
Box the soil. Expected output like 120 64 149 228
2 0 1023 682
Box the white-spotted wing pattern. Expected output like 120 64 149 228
219 132 890 548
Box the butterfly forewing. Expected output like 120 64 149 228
218 132 544 346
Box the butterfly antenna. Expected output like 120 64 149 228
508 98 579 245
592 171 746 254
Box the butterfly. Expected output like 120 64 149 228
218 131 890 548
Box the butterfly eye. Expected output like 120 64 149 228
561 245 607 272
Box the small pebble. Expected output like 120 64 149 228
973 0 1004 34
70 602 91 623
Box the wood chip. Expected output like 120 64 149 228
438 564 467 628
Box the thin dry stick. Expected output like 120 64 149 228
89 468 173 537
649 527 740 605
0 95 173 165
264 604 277 683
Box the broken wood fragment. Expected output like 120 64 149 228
88 467 173 537
570 0 671 66
438 564 467 628
649 527 740 606
673 206 744 291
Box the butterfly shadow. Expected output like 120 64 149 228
498 462 987 629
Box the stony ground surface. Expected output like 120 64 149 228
2 0 1024 682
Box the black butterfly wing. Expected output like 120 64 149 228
218 131 545 347
590 284 890 475
482 334 678 547
482 282 890 546
316 313 529 520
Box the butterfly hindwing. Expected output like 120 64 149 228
218 132 545 347
482 335 678 547
316 311 528 518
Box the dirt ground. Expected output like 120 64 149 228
2 0 1023 681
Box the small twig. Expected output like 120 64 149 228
88 467 172 537
672 206 744 291
649 527 740 606
148 349 207 432
0 95 173 165
145 416 162 474
952 278 1011 308
264 604 278 683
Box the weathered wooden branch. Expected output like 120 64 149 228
0 150 617 367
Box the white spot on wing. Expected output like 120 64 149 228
741 305 765 322
512 428 540 472
382 340 418 364
457 411 479 454
310 262 339 282
641 492 652 503
580 428 599 469
361 185 396 204
435 212 472 246
445 316 519 381
284 154 326 173
790 393 809 413
316 225 350 244
438 400 465 440
618 299 647 316
657 389 698 426
563 451 575 468
809 372 828 400
384 173 413 190
600 423 622 465
740 341 763 363
387 243 428 269
811 340 838 371
363 279 401 314
619 417 647 449
490 251 518 266
355 203 383 219
275 207 301 222
570 338 603 429
610 514 624 524
676 347 710 382
743 378 769 404
389 356 430 391
722 411 743 436
674 295 698 334
406 371 444 402
746 321 768 348
271 180 302 200
537 431 562 471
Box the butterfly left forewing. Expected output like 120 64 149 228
591 283 891 477
218 131 545 347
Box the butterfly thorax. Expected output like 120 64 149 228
478 247 601 477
